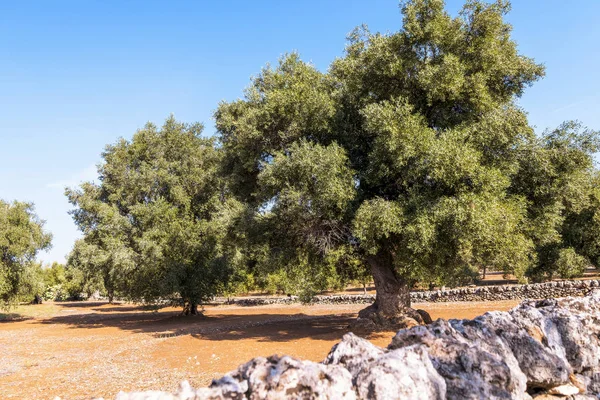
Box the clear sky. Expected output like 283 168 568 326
2 0 599 265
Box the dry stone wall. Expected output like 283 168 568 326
233 279 600 306
412 279 600 303
112 290 600 399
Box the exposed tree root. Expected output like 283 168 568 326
349 303 432 332
180 302 201 316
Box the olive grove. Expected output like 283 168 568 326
65 0 600 325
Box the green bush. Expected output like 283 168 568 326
556 248 588 279
528 246 589 282
43 284 67 301
259 258 344 303
15 262 46 304
39 262 85 301
263 270 289 295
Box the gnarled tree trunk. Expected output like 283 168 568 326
351 251 431 331
368 253 411 316
182 300 199 316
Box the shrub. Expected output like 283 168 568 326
43 285 68 301
556 248 588 279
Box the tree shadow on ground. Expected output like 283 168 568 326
189 314 359 343
55 301 114 308
33 303 367 342
0 313 32 322
91 305 161 313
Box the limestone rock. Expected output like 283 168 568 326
389 318 529 399
510 292 600 378
323 332 384 380
354 345 446 400
215 355 355 400
201 375 247 399
546 383 580 396
474 311 571 389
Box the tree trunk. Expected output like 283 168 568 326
182 301 199 316
367 254 411 317
351 252 431 331
103 272 114 303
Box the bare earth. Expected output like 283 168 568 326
0 300 519 399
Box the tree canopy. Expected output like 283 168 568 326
0 200 52 307
215 0 598 325
66 117 233 313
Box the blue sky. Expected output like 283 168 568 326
1 0 599 264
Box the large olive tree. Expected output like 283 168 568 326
214 0 593 327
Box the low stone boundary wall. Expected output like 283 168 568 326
413 278 600 302
232 279 600 306
233 294 375 306
113 290 600 399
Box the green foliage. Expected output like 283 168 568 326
66 239 108 298
353 199 404 256
215 0 568 299
259 254 342 303
40 262 86 301
257 140 356 255
0 200 52 308
325 244 371 291
43 285 68 302
215 53 336 204
44 262 66 287
528 246 590 282
515 121 600 281
555 248 589 280
66 116 233 311
16 262 46 303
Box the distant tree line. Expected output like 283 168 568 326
3 0 600 322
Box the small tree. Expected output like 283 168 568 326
326 246 372 294
0 200 52 308
40 261 87 301
66 239 108 299
67 117 232 314
18 262 46 304
512 121 600 282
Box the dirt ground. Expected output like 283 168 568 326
0 300 519 399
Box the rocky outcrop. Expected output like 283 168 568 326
111 290 600 399
232 279 600 306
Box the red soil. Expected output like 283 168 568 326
0 300 518 399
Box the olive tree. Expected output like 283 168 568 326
512 121 600 281
67 116 232 314
215 0 556 326
0 200 52 307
